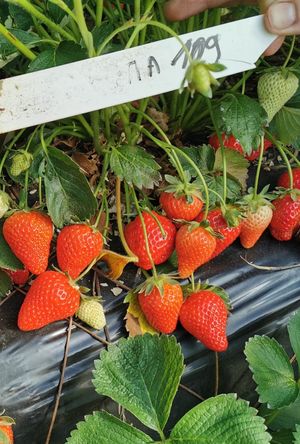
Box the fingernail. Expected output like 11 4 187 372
268 2 297 29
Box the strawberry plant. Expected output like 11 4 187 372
0 1 300 442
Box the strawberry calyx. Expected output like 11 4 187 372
0 415 15 427
240 185 274 213
136 274 179 297
275 187 300 201
183 220 223 239
162 172 202 202
220 204 242 228
182 280 232 311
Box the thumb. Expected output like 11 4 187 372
261 0 300 34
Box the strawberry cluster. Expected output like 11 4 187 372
2 211 105 332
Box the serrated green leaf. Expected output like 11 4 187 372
271 429 295 444
92 334 184 433
271 107 300 145
294 425 300 443
170 393 271 444
287 74 300 109
44 147 97 228
47 0 73 23
204 173 242 206
0 29 41 57
0 223 23 271
110 145 161 189
27 49 56 73
66 411 151 444
176 145 215 177
261 392 300 431
8 3 33 29
245 336 298 409
215 94 267 154
92 22 114 51
287 309 300 368
0 269 12 298
214 147 249 190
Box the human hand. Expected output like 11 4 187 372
164 0 300 55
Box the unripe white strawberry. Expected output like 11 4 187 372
258 70 299 122
76 298 106 330
10 151 33 177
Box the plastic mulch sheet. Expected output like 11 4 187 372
1 230 300 443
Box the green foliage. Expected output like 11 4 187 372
0 223 23 271
271 107 300 145
28 42 88 72
8 3 33 30
214 147 249 190
261 392 300 431
93 334 183 433
0 269 12 298
287 310 300 367
170 394 271 444
245 336 298 409
0 29 40 57
205 173 242 206
43 147 97 227
294 425 300 443
215 93 267 154
66 411 151 444
176 145 215 176
110 145 161 189
271 429 295 443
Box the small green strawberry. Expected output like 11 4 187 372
10 151 33 177
257 70 299 122
0 191 10 218
76 297 106 330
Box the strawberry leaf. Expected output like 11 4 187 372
215 93 267 154
287 309 300 372
110 145 161 189
170 394 271 443
66 411 151 444
214 147 249 191
245 336 298 409
0 223 23 271
175 145 215 177
260 392 300 431
43 147 97 228
0 270 12 298
204 173 242 206
294 425 300 443
92 334 184 433
271 106 300 145
269 430 295 444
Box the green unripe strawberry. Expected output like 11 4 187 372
0 191 10 218
257 70 299 122
76 298 106 330
10 151 33 177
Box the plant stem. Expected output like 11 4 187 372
0 23 36 60
253 134 265 198
207 98 227 203
214 352 219 396
282 36 296 69
38 176 43 206
10 0 76 41
131 186 158 279
90 111 102 154
73 0 95 57
266 131 294 188
95 0 104 27
76 115 94 138
115 178 137 258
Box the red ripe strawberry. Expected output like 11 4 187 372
0 415 14 444
5 268 29 285
270 192 300 241
160 192 203 221
209 133 272 161
180 289 229 352
196 207 241 259
57 224 103 279
277 167 300 189
124 211 176 270
3 211 53 275
18 271 80 331
138 279 183 334
159 173 203 221
176 223 216 278
240 187 273 248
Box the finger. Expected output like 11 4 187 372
263 35 285 55
264 1 300 34
164 0 231 21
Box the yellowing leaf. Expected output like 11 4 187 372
124 292 157 336
214 147 249 191
99 249 137 280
